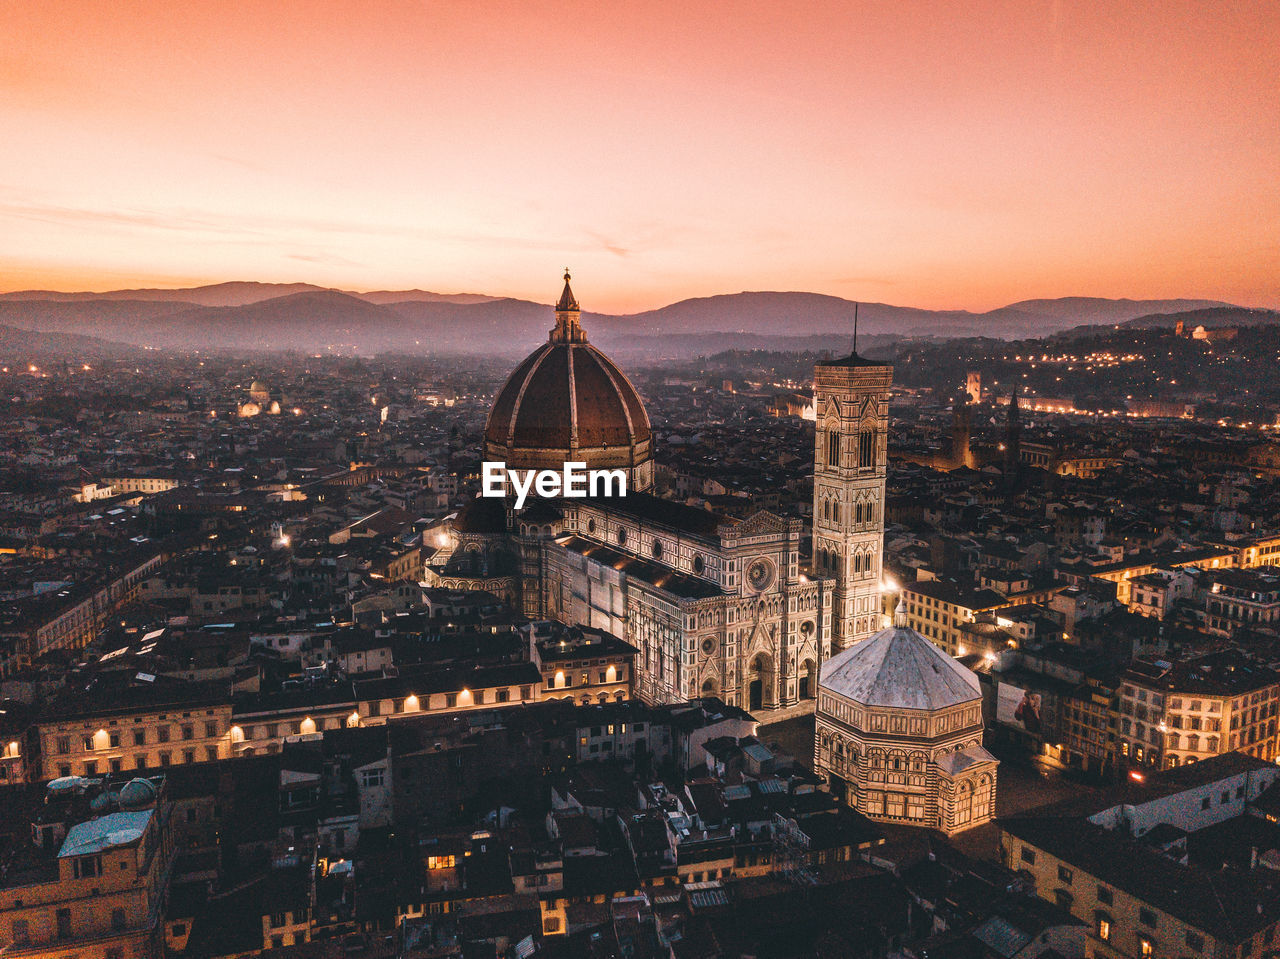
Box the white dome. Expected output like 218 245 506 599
819 624 981 711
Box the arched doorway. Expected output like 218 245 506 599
747 653 774 711
701 677 720 698
798 659 816 700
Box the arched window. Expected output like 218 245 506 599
827 429 840 467
974 776 992 818
859 428 875 468
955 781 973 825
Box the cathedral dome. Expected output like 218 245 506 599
483 272 653 491
819 622 980 711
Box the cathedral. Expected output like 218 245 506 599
429 272 893 714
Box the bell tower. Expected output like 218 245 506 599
812 351 893 650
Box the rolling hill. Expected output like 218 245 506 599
0 285 1253 356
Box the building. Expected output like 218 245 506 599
530 621 638 705
34 677 233 781
1001 753 1280 959
1202 567 1280 636
899 579 1011 657
428 275 894 716
811 350 893 650
1118 651 1280 771
0 774 175 959
814 615 998 835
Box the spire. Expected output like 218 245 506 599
556 269 579 312
550 269 586 343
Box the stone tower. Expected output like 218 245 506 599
951 392 973 469
965 371 982 404
812 352 893 651
1004 385 1021 479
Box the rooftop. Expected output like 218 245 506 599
59 808 153 857
820 624 982 711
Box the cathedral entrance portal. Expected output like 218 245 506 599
747 653 774 711
799 659 816 700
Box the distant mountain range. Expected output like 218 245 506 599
0 282 1254 356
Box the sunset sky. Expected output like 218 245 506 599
2 1 1277 314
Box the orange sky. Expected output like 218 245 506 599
2 1 1277 313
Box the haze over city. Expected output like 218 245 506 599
4 1 1278 313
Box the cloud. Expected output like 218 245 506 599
587 232 630 258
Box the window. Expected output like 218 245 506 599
427 855 456 869
205 721 218 737
270 912 287 929
1202 797 1211 810
1139 908 1157 928
1097 886 1114 905
827 430 840 468
1096 917 1112 941
1058 865 1073 884
1020 846 1036 865
859 429 875 468
360 768 385 788
183 749 195 765
57 908 72 939
109 732 121 748
133 730 146 746
1139 938 1154 957
11 919 30 945
57 736 70 754
179 724 193 740
1187 932 1205 951
111 907 127 931
157 726 171 743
